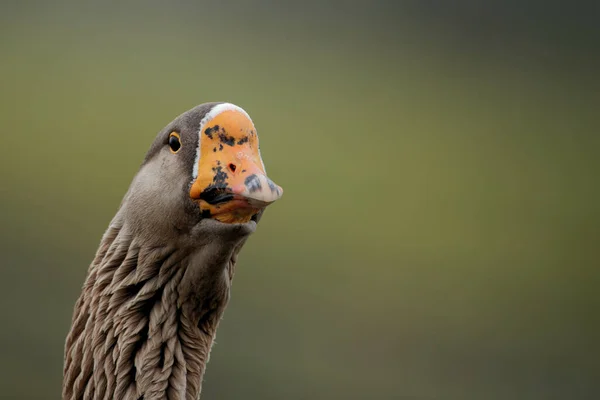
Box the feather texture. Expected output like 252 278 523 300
63 216 245 400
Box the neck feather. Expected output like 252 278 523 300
63 218 242 400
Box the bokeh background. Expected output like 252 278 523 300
1 1 598 399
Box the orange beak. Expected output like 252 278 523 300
189 108 283 223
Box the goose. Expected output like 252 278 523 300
62 102 283 400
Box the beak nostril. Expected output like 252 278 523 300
228 163 237 172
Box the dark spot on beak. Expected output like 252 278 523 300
199 186 234 205
219 144 223 151
267 178 279 194
244 174 262 193
213 147 216 152
212 165 228 186
204 125 219 139
237 136 249 145
218 131 236 146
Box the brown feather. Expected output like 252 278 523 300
63 214 250 399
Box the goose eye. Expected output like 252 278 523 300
169 133 181 153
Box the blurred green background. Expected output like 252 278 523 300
1 1 598 399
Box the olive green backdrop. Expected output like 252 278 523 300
1 1 598 399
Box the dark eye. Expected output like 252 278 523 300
169 132 181 153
